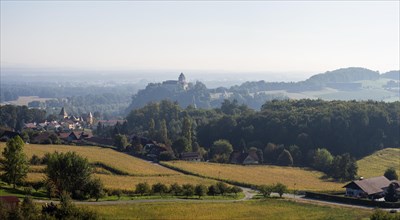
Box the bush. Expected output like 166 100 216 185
258 184 274 198
274 183 288 198
152 183 168 196
195 184 208 198
182 184 195 198
170 183 183 196
384 167 398 181
216 182 229 196
159 151 175 161
207 184 220 196
30 154 42 165
135 182 150 196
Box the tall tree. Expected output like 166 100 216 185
182 116 192 149
45 152 93 199
159 119 169 144
0 136 29 188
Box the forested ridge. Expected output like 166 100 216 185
126 99 399 160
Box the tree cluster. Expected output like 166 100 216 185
133 182 242 199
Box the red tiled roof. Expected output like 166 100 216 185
0 196 20 203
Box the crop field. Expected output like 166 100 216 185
0 143 216 190
162 161 344 191
0 143 177 176
357 148 400 178
83 199 372 220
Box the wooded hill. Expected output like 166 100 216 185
127 67 399 111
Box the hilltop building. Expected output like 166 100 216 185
161 73 189 91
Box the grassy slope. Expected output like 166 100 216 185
84 200 372 220
163 161 344 192
357 148 400 178
0 143 217 190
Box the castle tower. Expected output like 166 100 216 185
59 107 68 120
178 73 186 84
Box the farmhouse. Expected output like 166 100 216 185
181 152 203 161
343 176 392 199
230 150 259 165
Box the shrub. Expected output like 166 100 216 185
195 184 208 198
170 183 183 196
152 183 168 196
135 182 150 196
258 184 274 198
182 184 195 198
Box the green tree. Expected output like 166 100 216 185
172 137 191 155
182 184 195 198
182 117 192 149
230 186 243 196
0 136 29 188
207 184 220 196
159 119 169 144
135 182 150 196
86 178 105 201
258 184 274 198
384 183 398 202
384 167 398 180
312 148 333 172
45 152 93 199
152 183 168 196
274 183 288 198
277 149 293 166
194 184 208 198
216 182 229 196
211 139 233 163
170 183 183 196
330 153 358 181
114 134 130 151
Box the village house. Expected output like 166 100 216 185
230 150 260 165
343 176 399 199
181 152 203 161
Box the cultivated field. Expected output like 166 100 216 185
162 161 344 192
3 96 54 106
83 199 372 220
357 148 400 178
0 143 217 190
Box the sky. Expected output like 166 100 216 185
1 1 399 77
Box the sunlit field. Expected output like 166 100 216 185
0 143 216 190
357 148 400 178
0 143 177 176
83 199 372 220
162 161 344 192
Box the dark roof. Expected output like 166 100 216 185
0 196 20 203
343 176 391 195
181 152 202 160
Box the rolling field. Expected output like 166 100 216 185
0 143 216 190
162 161 344 191
83 199 372 220
357 148 400 178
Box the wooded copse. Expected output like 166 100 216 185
124 99 399 164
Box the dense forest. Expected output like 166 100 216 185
125 99 399 160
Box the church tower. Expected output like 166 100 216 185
178 73 186 84
87 112 94 126
59 107 68 120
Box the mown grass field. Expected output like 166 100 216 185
357 148 400 178
83 199 372 220
0 143 217 190
162 161 344 192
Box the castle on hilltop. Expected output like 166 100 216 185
161 73 188 90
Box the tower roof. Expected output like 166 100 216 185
179 73 186 82
59 107 68 116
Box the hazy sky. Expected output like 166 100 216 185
1 1 399 75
